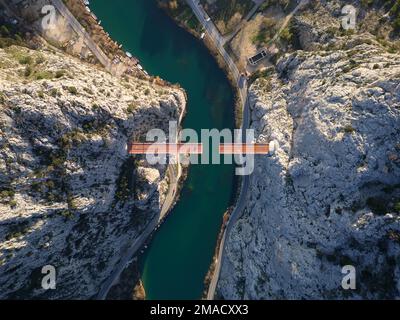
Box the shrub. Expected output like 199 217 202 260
18 55 32 65
14 34 22 42
394 201 400 213
83 87 93 94
67 86 78 95
24 65 32 77
60 210 73 219
55 70 66 78
0 25 9 36
344 125 355 134
393 17 400 31
12 106 21 114
0 188 16 207
50 88 58 97
126 102 136 114
35 55 45 64
280 27 293 42
367 197 387 215
9 199 17 208
361 0 374 7
0 189 14 200
35 71 54 80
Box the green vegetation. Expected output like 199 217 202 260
0 23 26 49
0 25 9 36
8 199 17 208
35 55 46 65
158 0 202 33
0 91 5 103
30 123 104 205
344 124 356 134
200 0 254 34
126 102 136 114
367 197 389 215
55 70 66 78
258 0 290 13
115 175 129 201
83 87 93 94
18 55 32 65
24 65 32 77
114 158 135 203
342 59 359 73
5 222 30 240
361 0 375 6
59 129 86 150
252 18 276 45
394 201 400 212
9 50 56 80
59 209 74 219
49 88 59 97
280 26 293 42
0 187 16 208
361 0 400 32
0 189 15 201
390 0 400 31
67 86 78 95
248 67 274 83
35 71 54 80
67 193 78 211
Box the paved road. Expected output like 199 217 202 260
51 0 114 73
160 163 180 219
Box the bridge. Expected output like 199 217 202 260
128 143 270 155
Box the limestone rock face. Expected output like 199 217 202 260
218 42 400 299
0 45 185 298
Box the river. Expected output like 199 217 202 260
91 0 236 299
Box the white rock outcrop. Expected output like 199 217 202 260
0 44 185 298
218 42 400 299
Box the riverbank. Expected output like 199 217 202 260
104 162 190 300
96 92 188 299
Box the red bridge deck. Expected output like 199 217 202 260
128 143 203 155
128 143 269 155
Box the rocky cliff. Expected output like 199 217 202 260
218 1 400 299
0 43 185 298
